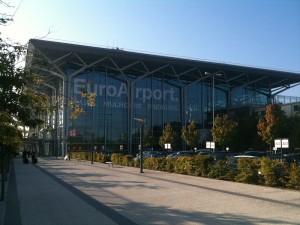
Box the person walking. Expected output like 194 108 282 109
31 151 37 163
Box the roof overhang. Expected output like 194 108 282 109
27 39 300 96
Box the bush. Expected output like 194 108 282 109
94 153 110 163
157 158 167 171
173 156 193 175
122 155 134 167
207 159 237 181
71 152 80 159
259 157 289 187
71 152 300 190
143 157 155 170
172 156 213 176
144 157 166 171
235 158 260 184
134 159 140 168
287 163 300 189
194 155 214 177
83 152 90 161
165 157 176 173
111 153 122 164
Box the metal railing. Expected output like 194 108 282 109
274 95 300 104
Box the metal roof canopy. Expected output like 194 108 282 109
28 39 300 97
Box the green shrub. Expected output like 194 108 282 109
143 157 156 170
207 159 237 181
165 157 176 173
235 158 260 184
71 151 300 190
134 159 140 168
174 156 193 175
146 156 212 176
287 163 300 189
194 155 213 177
111 153 122 165
134 157 167 171
70 152 91 161
122 155 134 166
71 152 80 159
259 157 289 187
94 153 110 163
157 158 167 171
184 157 197 176
84 152 90 161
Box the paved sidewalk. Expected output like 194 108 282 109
3 157 300 225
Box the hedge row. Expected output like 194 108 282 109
70 152 110 163
71 152 300 190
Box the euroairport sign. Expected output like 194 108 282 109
73 78 180 111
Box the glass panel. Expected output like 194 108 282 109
68 69 129 152
231 87 267 107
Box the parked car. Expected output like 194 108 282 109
195 149 211 155
167 151 195 158
134 151 165 161
166 152 178 158
213 151 236 161
268 153 300 163
229 155 259 168
145 151 165 158
240 151 267 157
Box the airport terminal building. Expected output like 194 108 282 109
26 39 300 156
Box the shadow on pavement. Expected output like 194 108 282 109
37 159 299 225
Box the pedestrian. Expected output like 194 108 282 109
32 151 37 163
22 150 29 164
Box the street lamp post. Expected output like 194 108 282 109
212 74 215 127
91 131 94 164
86 129 95 164
134 118 145 173
90 98 95 164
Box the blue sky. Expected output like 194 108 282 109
2 0 300 96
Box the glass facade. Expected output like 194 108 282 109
231 87 268 107
64 66 270 154
67 69 184 153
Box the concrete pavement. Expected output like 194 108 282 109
3 157 300 225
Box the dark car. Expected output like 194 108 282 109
134 151 165 161
213 151 236 161
168 151 195 158
195 149 211 155
241 151 267 157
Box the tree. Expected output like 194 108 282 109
0 1 49 146
1 1 48 200
143 128 157 150
0 1 13 26
0 41 48 145
231 111 266 151
181 120 200 150
69 91 96 119
159 123 180 151
257 104 288 151
211 114 238 150
286 115 300 151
